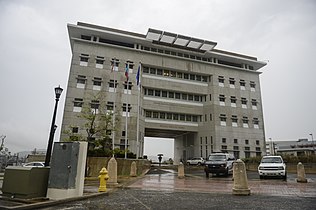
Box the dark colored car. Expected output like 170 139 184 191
204 153 235 177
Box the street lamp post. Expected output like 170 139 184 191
44 86 63 167
310 133 315 154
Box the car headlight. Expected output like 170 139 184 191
258 166 263 170
278 166 284 170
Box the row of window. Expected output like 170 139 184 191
219 114 260 129
77 75 133 91
80 35 255 71
199 137 261 146
79 54 135 70
145 110 198 122
219 95 258 109
143 66 208 83
73 99 131 113
144 88 204 102
218 76 256 91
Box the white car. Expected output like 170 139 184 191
186 157 205 165
258 156 286 180
22 162 45 167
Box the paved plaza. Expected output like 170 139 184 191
0 167 316 209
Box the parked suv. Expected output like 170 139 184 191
204 153 235 177
186 157 205 166
258 156 287 180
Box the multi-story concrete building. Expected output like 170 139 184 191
61 22 267 164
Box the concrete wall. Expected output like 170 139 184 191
245 163 316 173
86 157 151 177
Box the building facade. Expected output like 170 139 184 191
61 22 267 164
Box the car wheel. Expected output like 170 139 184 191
283 173 287 181
224 168 229 177
259 175 263 179
205 172 209 178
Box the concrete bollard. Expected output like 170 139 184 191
232 159 250 196
107 157 118 186
98 167 109 192
130 161 137 177
297 162 307 183
178 162 185 179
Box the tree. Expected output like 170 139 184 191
63 93 117 156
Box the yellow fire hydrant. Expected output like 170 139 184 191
98 167 110 192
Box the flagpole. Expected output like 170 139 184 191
125 63 129 159
112 59 117 157
136 62 141 159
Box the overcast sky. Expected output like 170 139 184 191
0 0 315 156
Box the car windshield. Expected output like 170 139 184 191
208 155 226 161
261 157 282 163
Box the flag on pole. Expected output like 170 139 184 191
125 63 129 81
136 63 141 87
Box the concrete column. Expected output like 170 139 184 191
178 162 185 179
107 157 118 186
232 159 250 196
297 162 307 183
130 161 137 177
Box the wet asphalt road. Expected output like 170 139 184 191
40 188 315 210
38 166 316 210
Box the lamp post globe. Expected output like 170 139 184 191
44 86 63 167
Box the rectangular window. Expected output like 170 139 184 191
106 101 114 111
91 100 100 114
184 73 189 80
256 140 260 145
240 79 246 90
80 54 89 66
122 103 131 112
218 76 224 87
253 118 259 129
234 139 238 144
168 92 174 98
219 95 225 106
202 76 208 82
222 138 226 143
72 127 79 133
152 112 159 118
220 114 226 126
180 114 185 121
160 112 165 119
229 78 235 88
230 96 237 107
232 115 238 127
124 81 132 93
192 116 198 122
170 71 176 77
148 89 154 96
188 94 193 101
76 75 86 89
173 113 179 120
157 68 163 75
145 111 152 118
177 72 183 78
95 56 104 68
150 68 156 74
143 66 149 74
109 80 118 91
242 117 249 128
252 99 258 110
190 74 195 80
154 90 161 97
167 113 172 120
162 91 167 97
250 81 256 92
73 98 83 112
196 75 201 81
245 140 249 145
233 146 239 151
163 70 169 77
182 94 187 100
186 115 192 121
175 92 181 99
93 77 102 90
194 95 200 102
241 98 247 109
